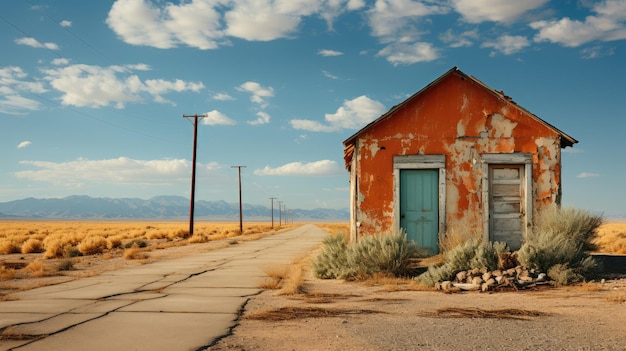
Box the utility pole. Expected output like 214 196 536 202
231 165 246 233
269 197 277 229
183 114 206 236
278 201 283 226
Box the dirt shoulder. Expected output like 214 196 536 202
209 271 626 351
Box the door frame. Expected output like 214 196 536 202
393 155 446 247
481 153 533 244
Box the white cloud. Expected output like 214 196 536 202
202 110 236 125
106 0 361 49
41 63 204 108
530 0 626 47
581 45 615 59
212 92 234 101
577 172 600 178
237 81 274 107
322 70 339 80
367 0 447 64
14 37 60 50
15 157 220 185
60 20 72 27
248 111 271 125
290 95 386 132
0 66 46 115
452 0 548 24
254 160 341 176
318 49 343 56
17 141 32 149
481 35 530 55
377 41 439 65
440 29 479 48
52 58 70 66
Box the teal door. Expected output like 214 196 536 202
400 169 439 255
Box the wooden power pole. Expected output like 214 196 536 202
183 114 206 236
231 165 246 233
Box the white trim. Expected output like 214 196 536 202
481 153 533 246
393 155 446 248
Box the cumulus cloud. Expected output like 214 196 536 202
16 157 219 185
254 160 341 176
439 29 479 48
237 81 274 107
17 141 32 149
318 49 343 56
376 42 439 65
580 45 615 59
530 0 626 47
202 110 236 125
0 66 46 115
60 20 72 27
248 111 271 125
41 63 204 108
577 172 600 178
212 92 234 101
481 35 530 55
14 37 60 50
290 95 385 132
367 0 447 64
452 0 548 24
106 0 361 49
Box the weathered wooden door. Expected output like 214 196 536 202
400 169 439 254
489 165 525 250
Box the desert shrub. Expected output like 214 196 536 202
124 243 148 260
0 239 22 254
77 236 108 255
168 229 190 240
0 266 16 280
25 259 47 277
21 238 44 254
517 206 602 282
417 239 509 286
64 247 82 258
106 236 123 249
124 239 147 249
43 238 67 259
56 259 74 271
311 234 348 279
312 231 418 280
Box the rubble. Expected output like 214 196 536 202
435 265 555 292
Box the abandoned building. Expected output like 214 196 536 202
342 67 577 254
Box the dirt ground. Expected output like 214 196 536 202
2 232 626 351
209 271 626 351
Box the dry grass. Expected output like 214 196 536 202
0 220 296 289
259 254 308 295
424 307 548 320
246 306 383 321
595 222 626 254
607 291 626 304
24 259 47 277
360 273 434 292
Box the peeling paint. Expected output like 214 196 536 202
345 69 574 247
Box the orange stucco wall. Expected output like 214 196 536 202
351 72 563 239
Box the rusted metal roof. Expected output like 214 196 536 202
342 67 578 170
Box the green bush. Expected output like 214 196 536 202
517 206 602 283
417 239 509 286
311 231 419 280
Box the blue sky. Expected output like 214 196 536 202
1 1 625 217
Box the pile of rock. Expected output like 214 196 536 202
435 266 552 292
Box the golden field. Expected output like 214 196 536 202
0 220 309 286
595 221 626 254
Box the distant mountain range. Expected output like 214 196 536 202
0 195 349 221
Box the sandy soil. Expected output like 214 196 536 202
3 233 626 351
209 272 626 351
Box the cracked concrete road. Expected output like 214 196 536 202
0 224 327 351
